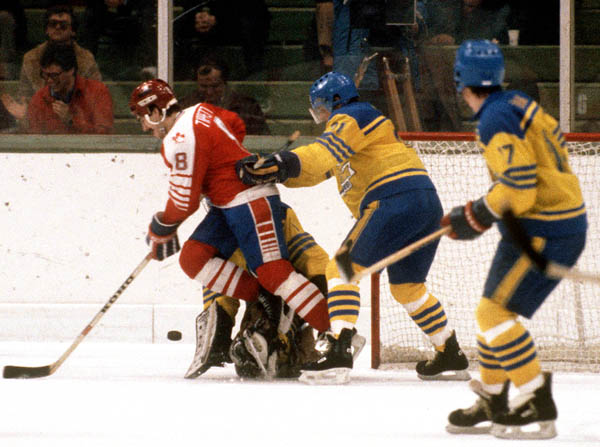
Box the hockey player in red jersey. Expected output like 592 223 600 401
129 79 330 334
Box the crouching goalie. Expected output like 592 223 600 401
230 290 320 379
184 202 328 380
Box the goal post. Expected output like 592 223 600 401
371 132 600 372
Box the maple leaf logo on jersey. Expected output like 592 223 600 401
172 132 185 143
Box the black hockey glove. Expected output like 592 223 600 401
441 197 497 240
236 151 301 185
146 212 181 260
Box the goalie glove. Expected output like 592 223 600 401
236 151 301 185
146 212 181 260
441 197 497 240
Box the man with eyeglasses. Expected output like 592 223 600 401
27 43 113 134
0 4 101 124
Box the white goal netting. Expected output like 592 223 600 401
373 135 600 372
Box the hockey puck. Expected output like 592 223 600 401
167 330 182 341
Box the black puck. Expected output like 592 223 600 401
167 330 182 341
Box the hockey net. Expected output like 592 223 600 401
372 132 600 372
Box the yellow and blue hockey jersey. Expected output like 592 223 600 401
475 90 587 237
285 101 435 218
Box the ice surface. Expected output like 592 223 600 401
1 341 599 447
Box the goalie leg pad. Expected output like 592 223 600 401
184 302 233 379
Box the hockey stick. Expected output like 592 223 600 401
3 253 153 379
354 52 379 88
252 130 300 170
502 209 600 284
399 56 422 131
280 130 300 151
335 227 451 283
381 56 408 132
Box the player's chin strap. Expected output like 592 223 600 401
143 110 166 126
143 98 179 126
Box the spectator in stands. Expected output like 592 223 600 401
312 1 426 91
302 1 334 77
27 43 113 134
79 0 157 80
21 4 101 100
0 1 27 81
326 0 379 89
179 58 270 135
0 89 17 132
424 0 510 45
174 0 270 80
418 0 511 131
1 4 101 124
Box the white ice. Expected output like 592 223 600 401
1 341 599 447
2 153 600 446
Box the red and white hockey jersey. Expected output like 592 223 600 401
160 103 269 224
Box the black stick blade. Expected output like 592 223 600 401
335 239 354 283
3 364 52 379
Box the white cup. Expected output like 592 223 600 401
508 29 519 46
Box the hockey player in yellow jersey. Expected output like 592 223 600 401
443 40 587 439
236 71 469 384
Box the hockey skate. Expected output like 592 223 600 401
184 302 233 379
416 331 470 381
447 379 509 434
298 328 366 385
491 372 557 440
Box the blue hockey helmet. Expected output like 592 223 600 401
309 71 359 123
454 40 505 93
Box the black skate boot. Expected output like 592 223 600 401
492 372 557 440
299 328 357 385
416 331 470 381
447 379 510 434
184 302 234 379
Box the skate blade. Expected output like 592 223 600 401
299 368 351 385
491 421 557 440
446 423 491 435
351 334 366 361
418 369 471 381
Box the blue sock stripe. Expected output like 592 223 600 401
479 359 504 370
328 290 361 299
327 299 361 309
415 309 446 328
329 309 360 318
422 321 446 335
495 341 535 363
502 352 538 371
411 301 441 321
488 331 531 353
